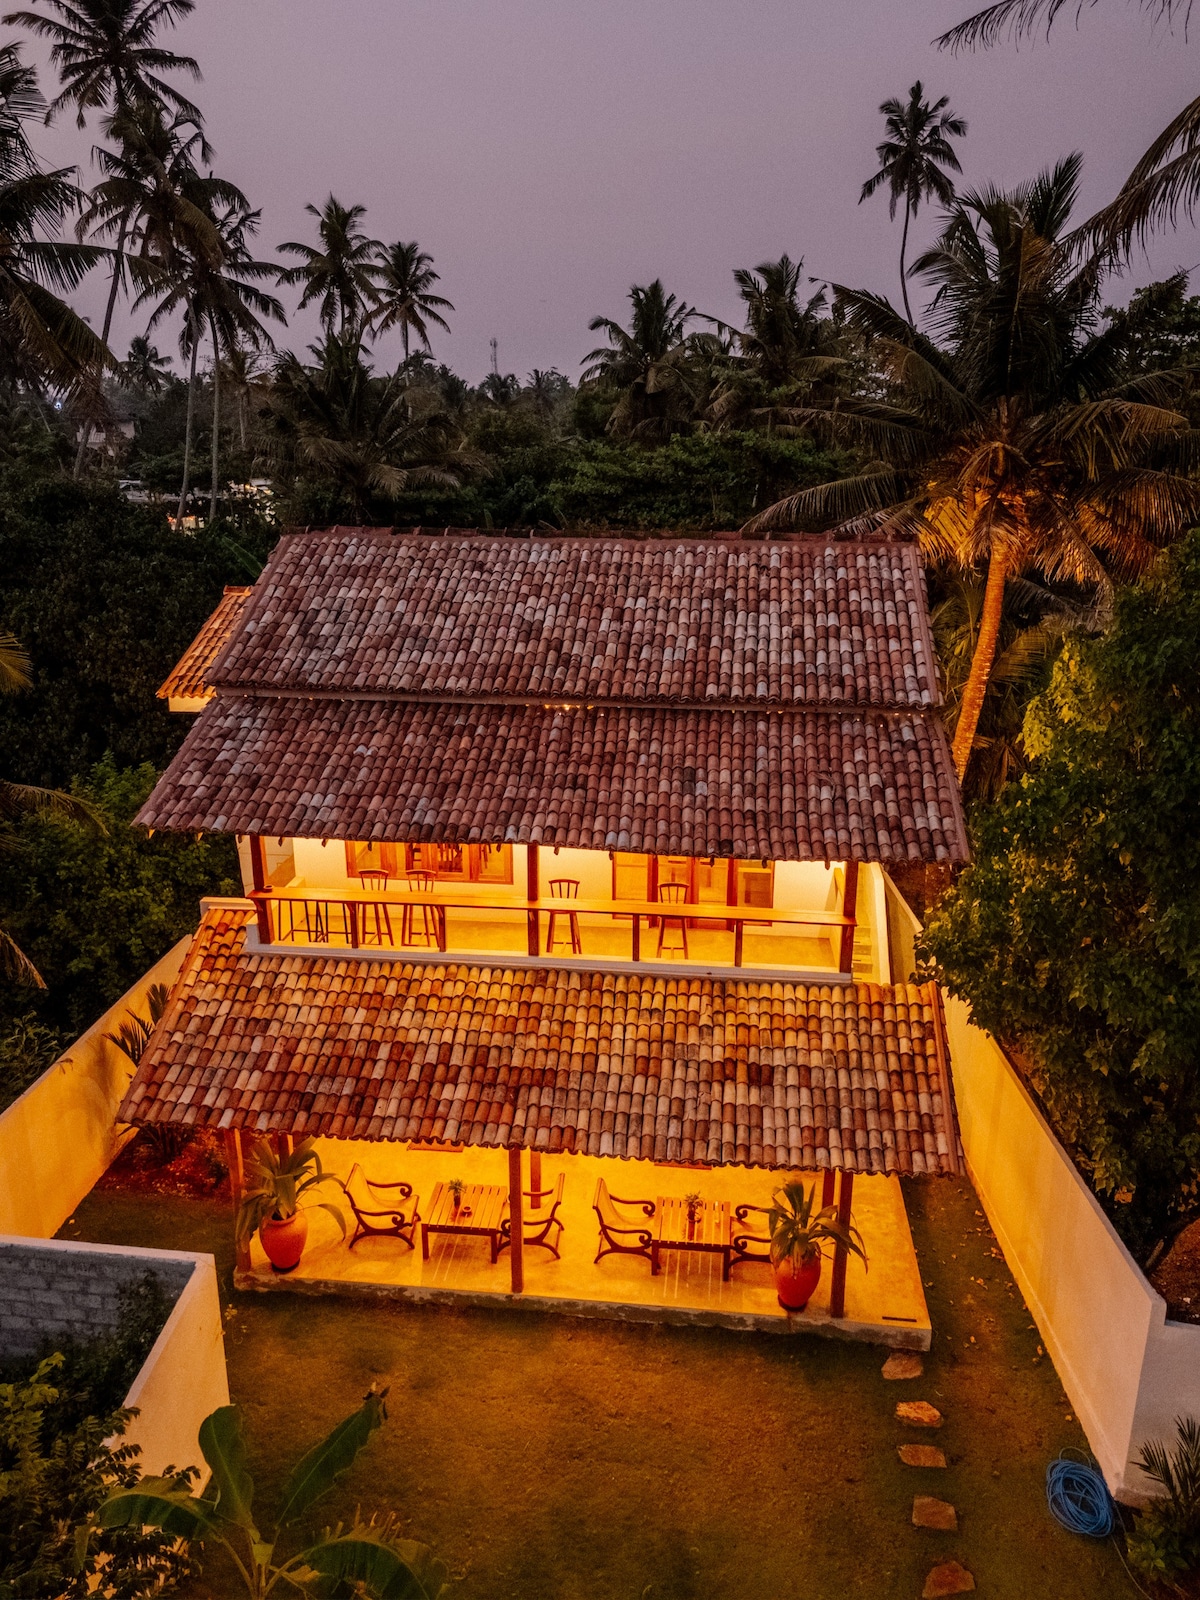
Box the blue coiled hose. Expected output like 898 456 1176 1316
1046 1452 1115 1538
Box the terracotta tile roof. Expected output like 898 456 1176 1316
208 530 938 709
136 696 967 863
119 907 960 1176
158 586 253 707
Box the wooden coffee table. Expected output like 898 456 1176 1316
421 1182 509 1263
652 1196 733 1280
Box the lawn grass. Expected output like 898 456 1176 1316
60 1176 1139 1600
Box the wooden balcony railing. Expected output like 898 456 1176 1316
247 885 856 974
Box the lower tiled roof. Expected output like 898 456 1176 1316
119 907 961 1177
136 696 968 863
157 587 253 706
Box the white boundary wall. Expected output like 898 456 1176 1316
0 938 190 1239
944 994 1200 1501
0 1235 229 1478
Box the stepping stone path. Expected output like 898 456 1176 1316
898 1444 948 1468
921 1560 975 1597
912 1496 958 1531
883 1352 924 1380
896 1401 943 1428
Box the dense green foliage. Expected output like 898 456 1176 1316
0 756 239 1038
0 1272 194 1600
922 531 1200 1251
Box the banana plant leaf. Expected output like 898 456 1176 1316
98 1476 218 1540
275 1389 388 1529
199 1405 259 1533
302 1525 447 1600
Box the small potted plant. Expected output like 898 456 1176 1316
236 1137 346 1273
447 1176 465 1214
767 1180 867 1312
684 1191 702 1240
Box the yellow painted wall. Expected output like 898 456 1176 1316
943 993 1200 1499
0 938 190 1239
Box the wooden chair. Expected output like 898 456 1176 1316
546 878 582 955
656 881 689 958
593 1176 656 1263
729 1201 772 1271
356 868 394 947
499 1170 567 1259
342 1163 421 1250
402 869 443 949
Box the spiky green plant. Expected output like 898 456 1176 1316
767 1181 868 1269
235 1136 346 1250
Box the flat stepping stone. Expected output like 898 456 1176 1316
912 1495 958 1531
896 1401 943 1428
883 1352 924 1380
922 1560 975 1597
898 1445 948 1468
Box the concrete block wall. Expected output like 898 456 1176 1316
0 1238 192 1358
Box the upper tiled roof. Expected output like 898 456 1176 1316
136 696 967 862
158 586 253 707
208 530 938 709
119 907 960 1177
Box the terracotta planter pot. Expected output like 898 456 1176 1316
774 1251 822 1311
259 1210 308 1273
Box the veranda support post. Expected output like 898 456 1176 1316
248 836 273 944
224 1129 251 1273
838 861 859 976
507 1145 525 1294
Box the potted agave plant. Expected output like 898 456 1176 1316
768 1180 867 1312
236 1137 347 1273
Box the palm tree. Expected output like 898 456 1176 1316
2 0 201 126
119 329 168 388
139 198 284 522
0 633 101 985
745 155 1200 778
581 279 699 439
859 83 967 323
0 42 109 404
368 239 453 361
259 329 465 521
277 196 380 335
940 0 1200 258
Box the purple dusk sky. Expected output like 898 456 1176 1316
21 0 1200 381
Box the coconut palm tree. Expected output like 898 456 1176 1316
2 0 201 127
259 328 465 521
138 197 284 522
119 329 168 388
368 239 453 361
277 196 380 335
745 155 1200 779
859 83 967 323
0 633 101 985
581 279 700 439
0 42 109 404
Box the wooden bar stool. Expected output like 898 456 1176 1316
357 867 394 946
402 870 442 949
546 878 582 955
656 882 689 958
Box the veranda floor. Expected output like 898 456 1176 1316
237 1144 932 1350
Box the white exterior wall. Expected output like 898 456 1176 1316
0 938 190 1239
943 994 1200 1500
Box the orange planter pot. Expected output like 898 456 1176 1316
259 1210 308 1272
774 1251 822 1312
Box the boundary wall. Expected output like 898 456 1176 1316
943 994 1200 1500
0 937 189 1238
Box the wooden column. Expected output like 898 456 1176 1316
224 1129 251 1273
248 836 273 944
529 1149 543 1205
838 861 860 976
821 1168 836 1210
526 844 540 957
507 1144 525 1294
828 1169 854 1319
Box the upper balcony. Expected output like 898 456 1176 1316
237 838 899 983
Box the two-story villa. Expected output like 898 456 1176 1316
123 528 968 1343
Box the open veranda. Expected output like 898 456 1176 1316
61 1176 1139 1600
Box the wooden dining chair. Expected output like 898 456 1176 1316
357 867 394 946
546 877 582 955
402 869 442 949
656 881 690 958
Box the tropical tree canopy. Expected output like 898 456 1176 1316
747 154 1200 777
277 194 381 334
582 278 700 439
369 238 453 360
